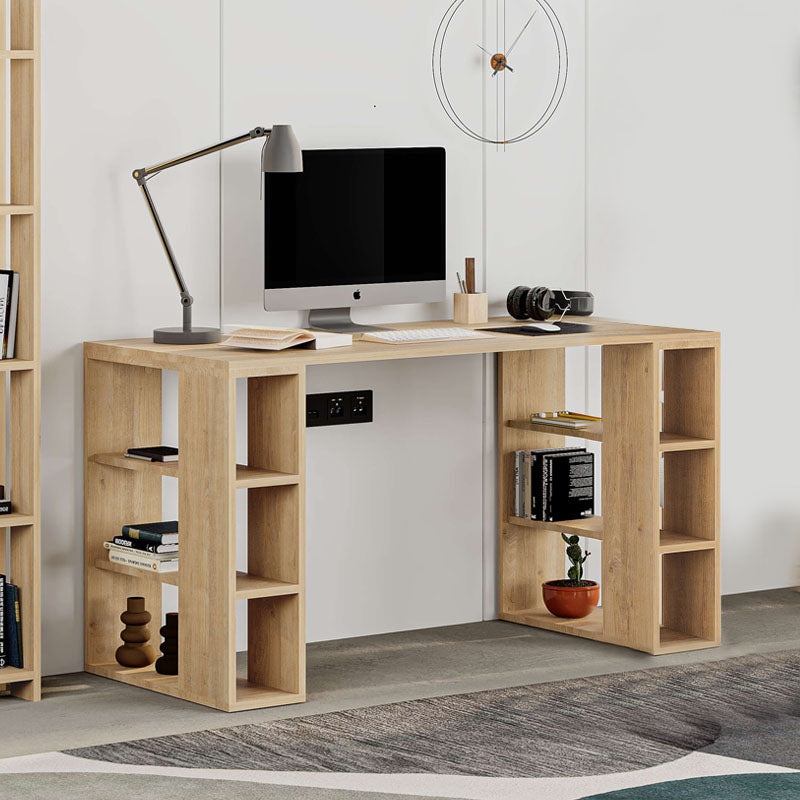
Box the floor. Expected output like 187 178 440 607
1 588 798 759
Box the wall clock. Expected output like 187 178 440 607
432 0 568 145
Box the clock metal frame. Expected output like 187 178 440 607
432 0 569 145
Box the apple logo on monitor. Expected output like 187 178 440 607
353 290 361 300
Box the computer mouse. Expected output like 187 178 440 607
521 323 560 332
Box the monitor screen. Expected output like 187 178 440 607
265 147 445 290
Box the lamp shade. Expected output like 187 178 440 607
262 125 303 173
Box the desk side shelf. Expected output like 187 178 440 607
84 320 720 711
498 342 721 655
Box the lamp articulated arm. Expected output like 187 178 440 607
132 126 271 333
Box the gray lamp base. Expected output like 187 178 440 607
153 326 222 345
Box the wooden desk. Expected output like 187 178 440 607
84 316 721 711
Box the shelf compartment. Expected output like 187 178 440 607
235 573 299 600
86 662 180 700
501 607 605 642
508 518 716 555
508 420 715 452
659 433 715 452
95 559 299 600
661 549 719 647
663 449 716 545
662 347 718 445
242 594 302 707
508 515 604 540
94 558 179 587
89 452 300 489
507 418 602 442
657 627 718 655
659 531 716 554
231 679 304 712
0 204 34 215
0 359 36 372
0 512 34 527
0 666 35 683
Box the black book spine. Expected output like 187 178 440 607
112 536 176 554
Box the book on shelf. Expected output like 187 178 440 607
513 448 595 523
106 544 179 573
528 411 601 430
111 535 178 554
0 270 20 360
125 446 178 463
542 451 595 522
121 520 178 546
0 574 22 669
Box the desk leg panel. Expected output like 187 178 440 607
178 369 236 710
601 343 660 652
498 349 565 614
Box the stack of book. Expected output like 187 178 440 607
0 270 20 359
528 411 600 430
105 521 179 574
0 574 23 669
514 448 595 522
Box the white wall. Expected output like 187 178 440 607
586 1 800 592
42 0 221 676
40 0 584 675
221 0 585 641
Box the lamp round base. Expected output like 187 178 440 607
153 326 222 345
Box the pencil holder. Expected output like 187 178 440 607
454 293 488 325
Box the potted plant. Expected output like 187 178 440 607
542 534 599 619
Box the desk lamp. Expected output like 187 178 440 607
132 125 303 345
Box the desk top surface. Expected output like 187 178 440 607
86 316 719 376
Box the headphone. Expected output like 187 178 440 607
506 286 594 321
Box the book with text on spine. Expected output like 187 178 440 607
108 549 178 574
121 521 178 546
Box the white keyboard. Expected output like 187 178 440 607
363 327 495 344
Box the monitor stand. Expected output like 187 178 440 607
308 308 389 334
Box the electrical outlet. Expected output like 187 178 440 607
306 390 373 427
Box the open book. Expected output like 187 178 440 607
220 326 352 351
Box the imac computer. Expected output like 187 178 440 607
264 146 446 332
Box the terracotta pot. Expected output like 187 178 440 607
542 580 599 619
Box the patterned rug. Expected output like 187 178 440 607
1 650 798 799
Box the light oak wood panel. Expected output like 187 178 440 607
86 662 180 699
95 559 300 600
658 531 717 554
90 451 300 488
501 607 605 641
602 343 660 653
177 368 236 711
85 318 720 377
663 450 716 543
498 349 566 615
663 348 717 441
507 515 603 539
508 419 715 452
84 357 163 669
0 50 33 59
231 680 304 712
662 546 720 645
246 594 302 697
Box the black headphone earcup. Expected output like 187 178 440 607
527 287 555 321
506 286 530 320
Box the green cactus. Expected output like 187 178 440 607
562 533 590 584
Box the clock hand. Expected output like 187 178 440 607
491 56 514 76
506 9 538 57
476 43 493 57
